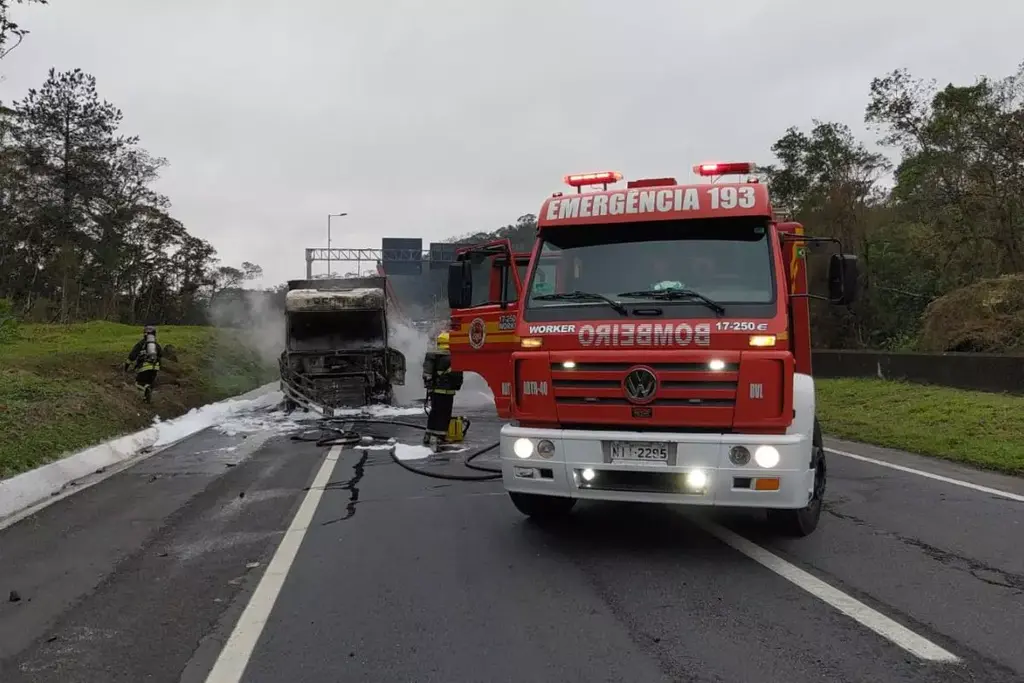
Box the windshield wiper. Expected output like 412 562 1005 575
533 290 629 316
617 288 726 316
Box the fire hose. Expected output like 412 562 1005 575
291 417 503 482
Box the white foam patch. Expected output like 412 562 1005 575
152 390 287 447
394 443 432 460
214 410 308 437
333 405 424 417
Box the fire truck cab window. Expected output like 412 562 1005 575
526 218 775 310
467 257 494 307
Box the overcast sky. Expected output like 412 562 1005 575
2 1 1022 286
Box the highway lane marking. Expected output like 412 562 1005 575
203 445 343 683
694 519 962 663
826 447 1024 503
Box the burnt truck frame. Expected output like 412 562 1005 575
279 277 406 414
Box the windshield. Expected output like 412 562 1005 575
287 311 386 351
523 218 777 321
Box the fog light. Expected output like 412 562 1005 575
729 445 751 465
686 469 708 489
754 445 780 468
513 438 534 459
708 359 725 371
537 439 555 458
561 361 576 369
581 468 596 482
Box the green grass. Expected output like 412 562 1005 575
0 321 277 479
817 378 1024 476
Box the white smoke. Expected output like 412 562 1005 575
208 290 285 366
388 314 431 405
387 313 495 409
455 371 496 409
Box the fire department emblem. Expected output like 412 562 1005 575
468 318 486 349
623 366 657 405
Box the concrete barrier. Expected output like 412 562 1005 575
812 350 1024 395
0 382 280 526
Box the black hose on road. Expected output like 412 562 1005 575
291 416 503 482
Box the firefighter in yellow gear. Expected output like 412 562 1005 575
422 330 465 448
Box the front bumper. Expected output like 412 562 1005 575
500 425 815 509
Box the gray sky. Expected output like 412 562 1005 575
2 0 1022 287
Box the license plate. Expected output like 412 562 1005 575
609 441 669 462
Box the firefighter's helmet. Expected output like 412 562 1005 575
436 330 450 351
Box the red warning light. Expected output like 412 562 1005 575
563 171 623 188
694 162 755 176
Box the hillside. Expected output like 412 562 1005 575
0 322 277 479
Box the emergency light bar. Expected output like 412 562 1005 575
694 162 755 176
564 171 623 188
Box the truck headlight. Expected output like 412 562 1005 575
513 438 534 459
754 445 780 468
536 439 555 458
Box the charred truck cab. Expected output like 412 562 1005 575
279 277 406 413
447 164 858 537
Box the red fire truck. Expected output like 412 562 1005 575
447 164 857 536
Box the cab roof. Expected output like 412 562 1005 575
538 181 772 228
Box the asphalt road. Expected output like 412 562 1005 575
0 405 1022 683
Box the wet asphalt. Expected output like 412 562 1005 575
0 406 1021 683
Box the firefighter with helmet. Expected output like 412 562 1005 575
421 329 464 448
124 325 163 402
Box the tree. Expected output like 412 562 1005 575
10 68 135 320
0 66 262 325
446 213 537 251
760 121 892 346
0 0 47 62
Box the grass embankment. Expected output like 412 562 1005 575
817 378 1024 476
0 321 277 479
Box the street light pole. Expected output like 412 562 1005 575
326 212 348 277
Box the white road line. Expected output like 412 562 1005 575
694 519 961 663
826 447 1024 503
204 445 343 683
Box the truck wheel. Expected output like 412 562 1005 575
508 492 576 521
766 418 826 537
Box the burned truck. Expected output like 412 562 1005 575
279 277 406 413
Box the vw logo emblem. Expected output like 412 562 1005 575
623 366 657 405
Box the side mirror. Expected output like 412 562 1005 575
828 253 859 305
447 261 473 309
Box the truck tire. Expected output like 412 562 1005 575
508 492 576 521
766 418 826 537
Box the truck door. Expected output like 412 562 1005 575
447 239 523 418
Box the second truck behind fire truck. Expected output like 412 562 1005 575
447 164 858 537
